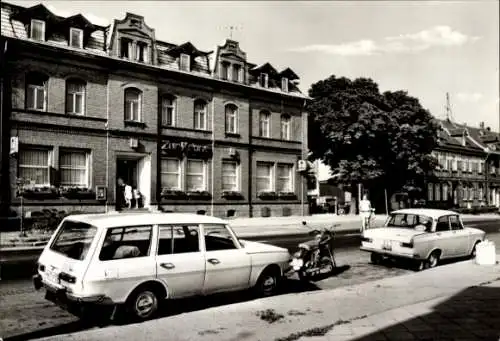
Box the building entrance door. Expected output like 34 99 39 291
117 159 138 188
115 154 151 210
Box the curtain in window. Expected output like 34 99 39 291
60 151 87 186
19 149 49 185
161 159 180 189
280 115 290 140
186 160 205 191
256 163 272 192
277 164 292 192
222 161 237 191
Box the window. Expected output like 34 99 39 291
450 215 463 230
203 224 238 251
194 100 207 130
99 226 153 261
222 161 238 191
256 162 273 192
158 225 200 255
225 104 238 134
26 72 48 111
259 73 268 88
277 164 293 192
65 79 86 115
19 148 50 186
259 111 270 137
462 159 467 172
124 88 142 121
478 161 483 174
69 27 83 48
281 77 288 92
30 19 45 41
220 62 229 80
479 186 484 201
427 183 434 201
186 159 206 191
232 65 241 82
161 158 181 190
161 96 176 127
136 42 148 63
442 183 449 201
180 53 190 71
280 114 291 140
59 150 88 187
436 216 450 232
434 184 441 201
469 186 474 201
468 160 472 173
50 221 97 261
120 38 132 59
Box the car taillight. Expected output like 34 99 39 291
59 272 76 284
361 237 373 243
401 242 413 248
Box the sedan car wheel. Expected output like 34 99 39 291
255 268 280 297
127 289 159 321
427 251 440 269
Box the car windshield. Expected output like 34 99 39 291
386 213 433 231
49 220 98 260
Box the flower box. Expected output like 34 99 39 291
258 191 277 200
19 186 60 200
222 191 244 200
161 189 187 200
278 192 297 200
60 187 96 200
186 190 212 200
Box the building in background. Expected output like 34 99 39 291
0 2 310 219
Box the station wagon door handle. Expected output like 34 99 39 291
207 258 220 265
160 262 175 270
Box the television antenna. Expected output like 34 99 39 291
445 92 454 122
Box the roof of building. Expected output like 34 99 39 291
438 119 500 154
66 212 227 229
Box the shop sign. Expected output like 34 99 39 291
161 140 212 157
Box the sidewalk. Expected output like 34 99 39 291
31 256 500 341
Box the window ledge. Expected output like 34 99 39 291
253 136 301 144
17 109 107 122
162 126 213 134
225 132 241 138
124 120 147 128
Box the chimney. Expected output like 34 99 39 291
480 121 485 130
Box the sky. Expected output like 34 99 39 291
8 0 500 180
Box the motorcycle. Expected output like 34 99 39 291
289 223 340 281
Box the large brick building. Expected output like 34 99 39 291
428 119 500 209
0 2 310 218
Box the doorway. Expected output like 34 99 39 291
115 155 151 210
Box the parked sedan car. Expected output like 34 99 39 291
33 213 291 321
360 208 485 271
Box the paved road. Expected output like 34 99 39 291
1 220 499 341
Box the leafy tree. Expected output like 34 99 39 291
307 75 439 209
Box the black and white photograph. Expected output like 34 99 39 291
0 0 499 340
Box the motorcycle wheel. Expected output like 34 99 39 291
320 256 335 274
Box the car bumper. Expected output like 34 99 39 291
33 274 112 310
360 246 422 260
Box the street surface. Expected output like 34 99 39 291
0 220 498 341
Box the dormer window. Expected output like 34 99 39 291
232 65 241 82
120 38 132 59
220 62 229 80
259 73 268 88
30 19 45 41
281 77 289 92
136 42 149 63
180 53 191 71
69 28 83 49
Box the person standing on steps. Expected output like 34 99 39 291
359 194 372 233
116 177 126 211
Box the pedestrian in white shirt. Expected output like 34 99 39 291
124 184 133 208
359 194 372 232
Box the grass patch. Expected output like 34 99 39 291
257 309 285 324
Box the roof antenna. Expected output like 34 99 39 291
445 92 454 123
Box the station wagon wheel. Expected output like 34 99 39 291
370 253 382 265
127 288 159 321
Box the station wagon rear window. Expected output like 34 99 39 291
50 220 98 260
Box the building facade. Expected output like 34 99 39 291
428 119 500 209
0 3 310 219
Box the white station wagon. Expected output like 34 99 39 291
33 213 291 321
360 208 485 271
